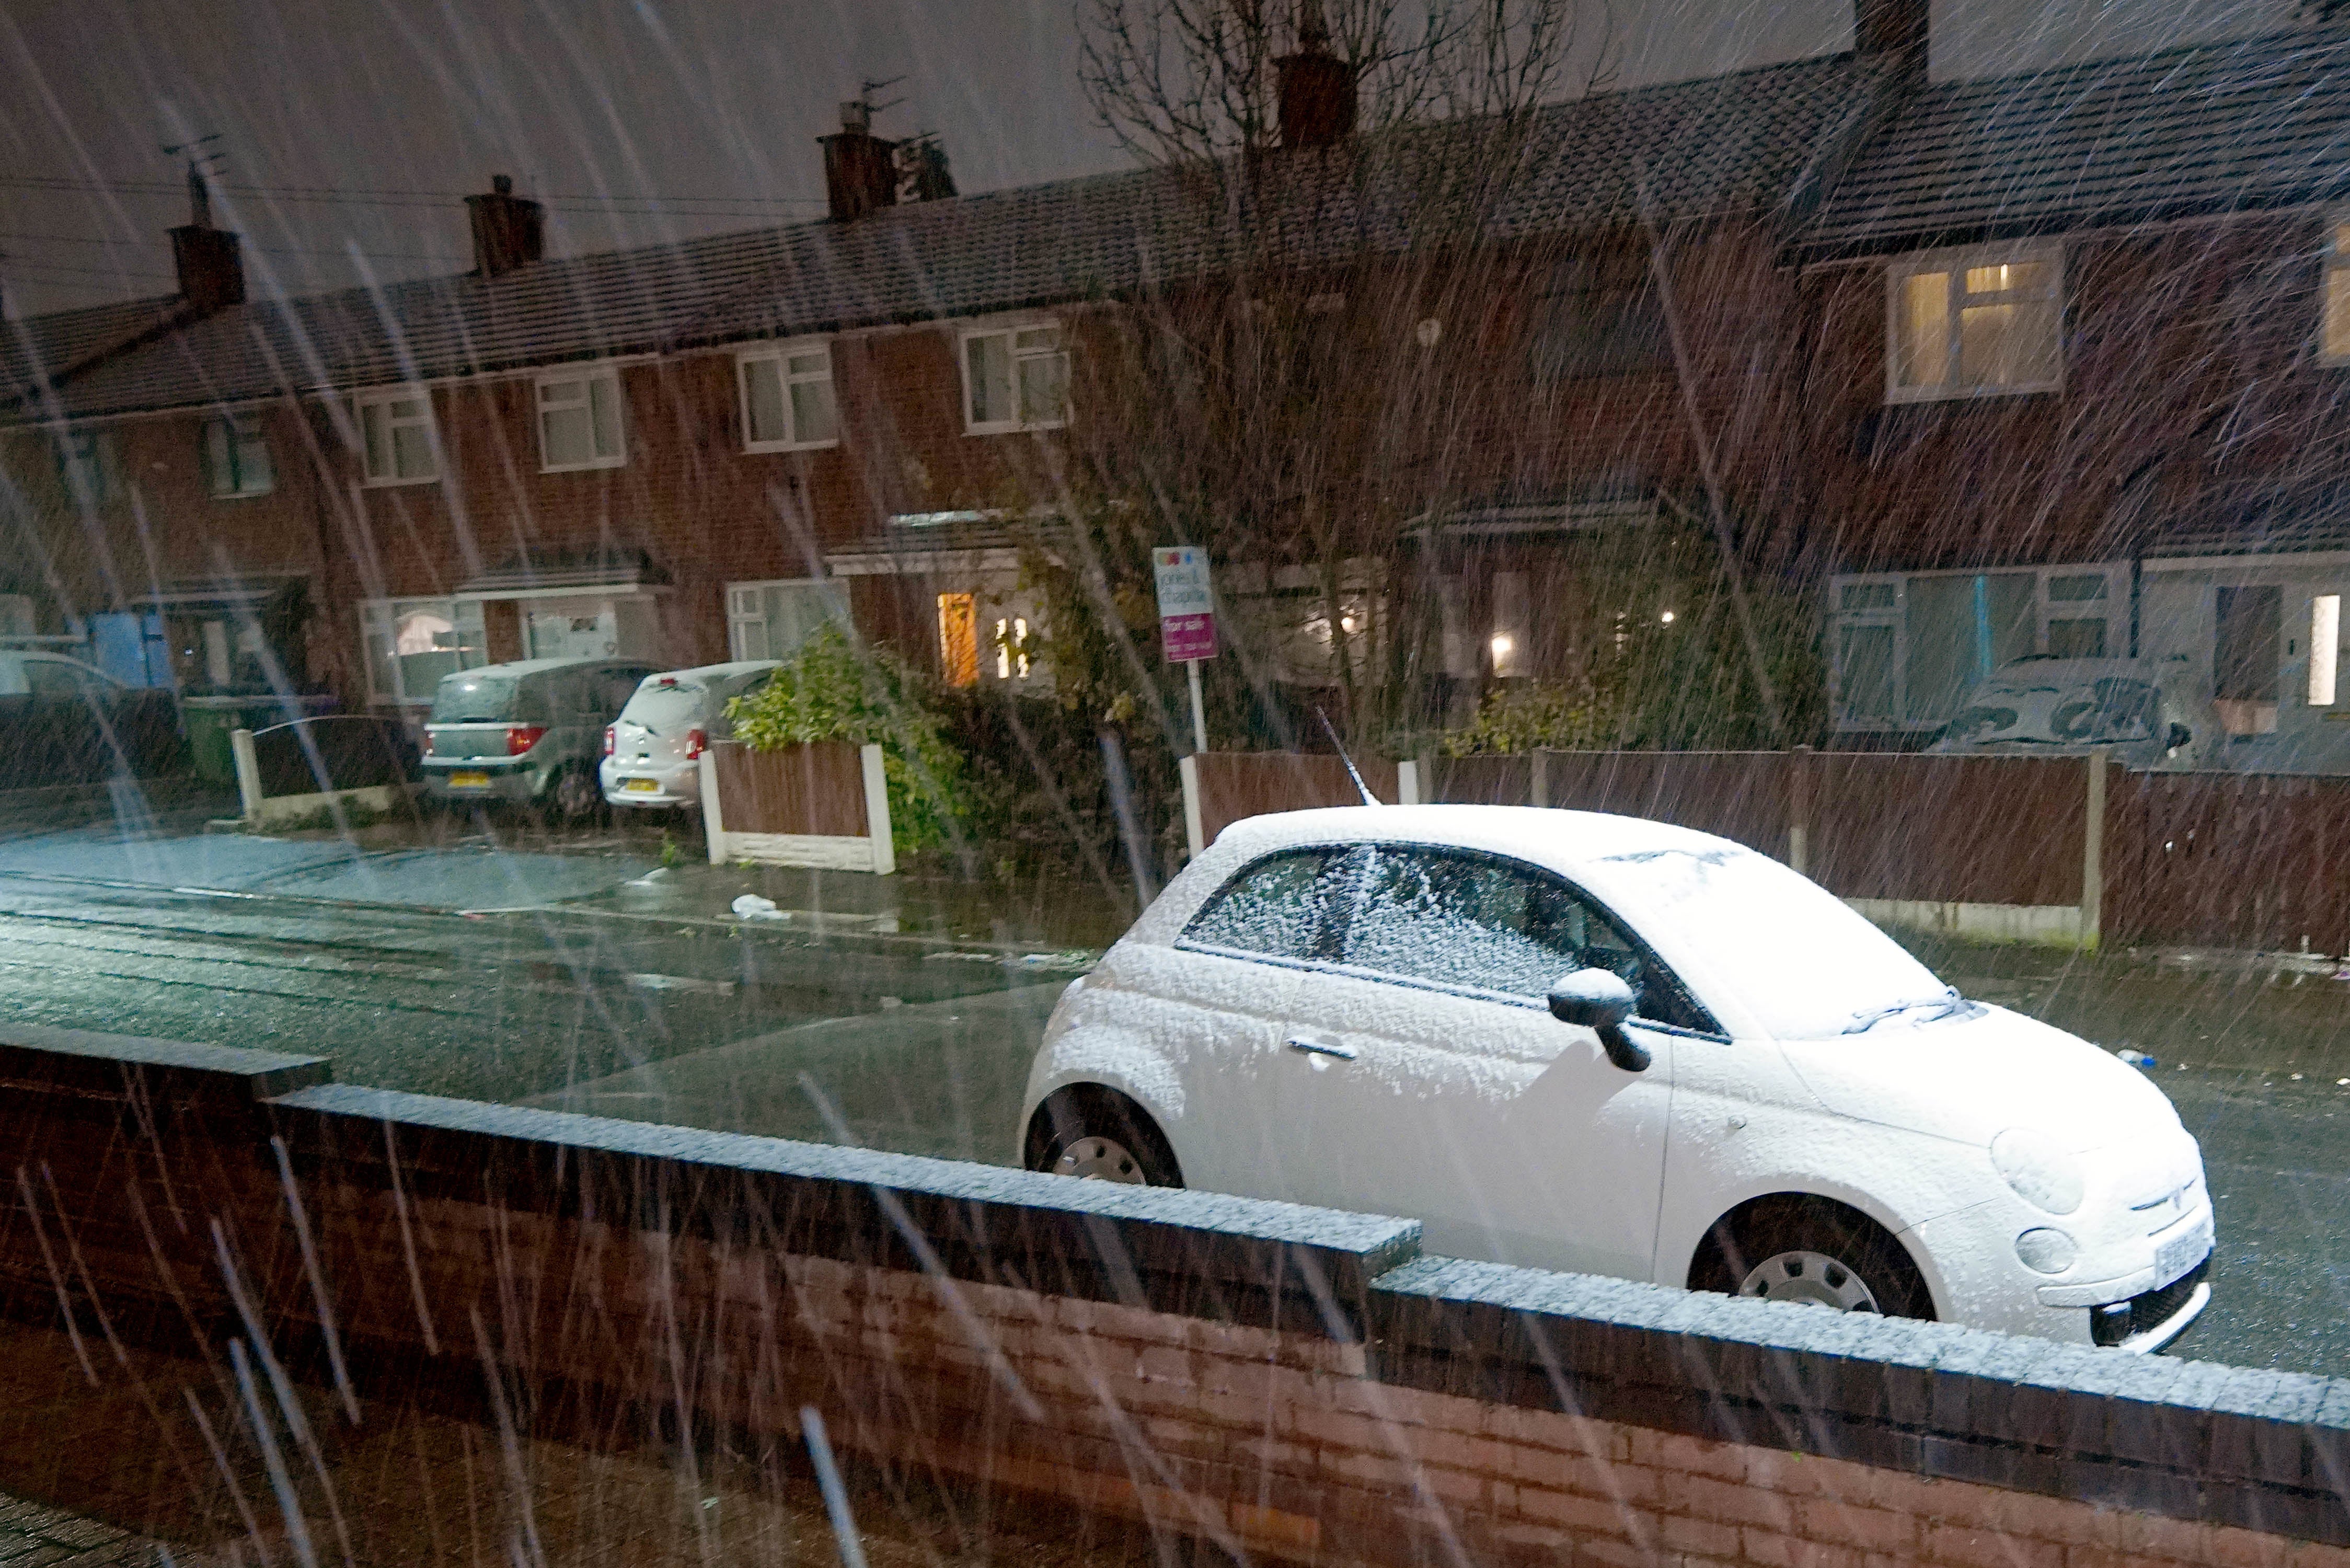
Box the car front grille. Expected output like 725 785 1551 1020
2090 1257 2208 1347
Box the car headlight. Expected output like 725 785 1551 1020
2015 1227 2077 1273
1990 1127 2085 1215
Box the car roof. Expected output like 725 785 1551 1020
437 656 651 684
636 660 781 685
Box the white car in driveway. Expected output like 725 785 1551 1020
600 660 779 811
1021 805 2214 1351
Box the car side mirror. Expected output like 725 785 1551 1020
1548 968 1650 1072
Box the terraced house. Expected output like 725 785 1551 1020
13 0 2350 767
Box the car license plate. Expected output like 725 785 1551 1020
2154 1214 2212 1288
624 778 661 793
450 771 490 789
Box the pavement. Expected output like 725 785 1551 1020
5 780 2350 1380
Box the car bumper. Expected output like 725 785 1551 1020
601 761 699 807
424 763 540 802
1909 1202 2215 1351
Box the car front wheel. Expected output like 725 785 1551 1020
1690 1195 1933 1320
1025 1086 1182 1187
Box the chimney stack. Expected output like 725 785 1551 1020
466 174 546 279
1276 2 1357 149
168 166 245 312
1854 0 1928 85
821 100 900 222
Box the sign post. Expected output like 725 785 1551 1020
1153 545 1215 755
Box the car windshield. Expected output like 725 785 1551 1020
1946 674 2157 744
1595 842 1953 1041
617 678 706 735
429 672 521 723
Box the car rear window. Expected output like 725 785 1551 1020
1181 848 1346 961
430 672 522 723
618 679 707 734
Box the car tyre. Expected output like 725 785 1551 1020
1690 1195 1933 1320
1025 1086 1182 1187
548 764 603 825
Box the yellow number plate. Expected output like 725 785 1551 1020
624 778 661 793
450 771 490 789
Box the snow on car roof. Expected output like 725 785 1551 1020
1212 803 1730 881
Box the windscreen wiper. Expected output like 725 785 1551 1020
1844 988 1967 1034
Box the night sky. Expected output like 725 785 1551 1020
0 0 2300 316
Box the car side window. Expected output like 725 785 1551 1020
1343 847 1710 1030
1181 848 1349 963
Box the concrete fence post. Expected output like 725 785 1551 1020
860 743 896 877
1530 748 1551 809
2081 747 2109 950
1397 758 1421 806
700 748 726 864
230 728 263 824
1180 753 1205 860
1787 743 1814 877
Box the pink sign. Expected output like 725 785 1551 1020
1161 611 1217 662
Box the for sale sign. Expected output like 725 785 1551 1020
1153 545 1217 662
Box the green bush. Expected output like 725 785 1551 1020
725 627 972 856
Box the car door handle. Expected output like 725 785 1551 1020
1286 1035 1357 1060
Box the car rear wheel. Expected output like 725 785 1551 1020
1690 1195 1933 1320
1025 1086 1182 1187
547 764 602 824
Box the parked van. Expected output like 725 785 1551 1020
423 658 654 818
601 660 780 812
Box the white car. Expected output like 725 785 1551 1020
1021 805 2213 1350
600 660 779 810
1932 655 2219 771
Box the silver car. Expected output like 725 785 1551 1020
423 657 655 818
600 660 779 811
1931 655 2220 771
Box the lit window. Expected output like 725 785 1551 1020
2324 224 2350 363
201 414 275 498
355 387 439 483
740 342 838 451
2312 595 2340 707
963 323 1068 433
937 593 978 686
537 369 626 470
1887 247 2062 401
994 617 1032 680
358 597 486 704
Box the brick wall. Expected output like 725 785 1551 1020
1 1021 2345 1568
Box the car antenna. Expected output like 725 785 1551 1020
1315 706 1383 806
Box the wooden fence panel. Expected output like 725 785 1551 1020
2106 772 2350 955
1431 755 1533 805
1536 751 1792 859
710 741 868 837
1195 752 1399 845
1808 754 2086 907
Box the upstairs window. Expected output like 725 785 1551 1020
1525 251 1667 382
1887 246 2063 401
54 428 119 508
355 387 439 483
537 368 626 471
740 342 839 450
201 414 275 498
963 323 1068 433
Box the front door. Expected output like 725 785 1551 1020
1275 844 1684 1281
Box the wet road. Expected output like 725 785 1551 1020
1 823 2345 1377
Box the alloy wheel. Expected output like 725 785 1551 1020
1735 1249 1882 1312
1053 1135 1148 1183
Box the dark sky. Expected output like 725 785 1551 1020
0 0 2298 317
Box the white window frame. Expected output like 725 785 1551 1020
959 319 1069 435
738 340 840 452
202 413 275 499
354 385 441 486
1826 563 2129 731
725 578 851 662
2320 215 2350 367
357 596 487 706
1884 242 2065 405
534 367 627 472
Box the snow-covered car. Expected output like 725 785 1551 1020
600 660 779 811
1021 805 2213 1350
1931 655 2218 770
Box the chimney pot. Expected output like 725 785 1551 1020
1854 0 1928 84
840 101 870 133
466 175 546 278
